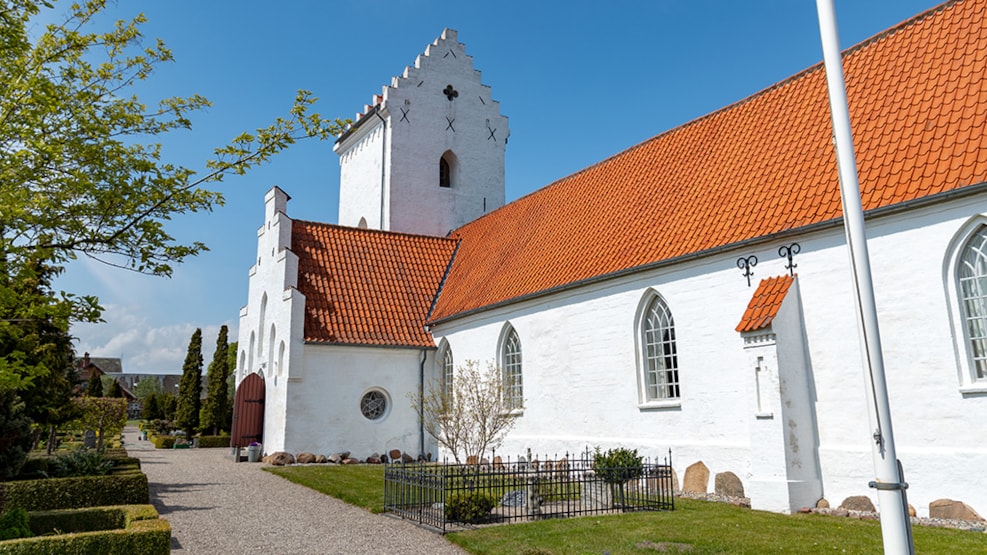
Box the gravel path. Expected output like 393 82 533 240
123 427 467 553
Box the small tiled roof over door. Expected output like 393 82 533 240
429 0 987 323
736 275 796 333
292 221 457 347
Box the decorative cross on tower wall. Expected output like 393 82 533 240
443 84 459 101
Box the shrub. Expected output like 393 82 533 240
0 509 32 541
592 447 644 484
50 450 114 478
0 472 149 512
150 435 174 449
0 505 169 554
197 436 230 448
27 506 124 535
148 420 175 436
444 492 498 523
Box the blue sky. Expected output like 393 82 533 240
57 0 942 374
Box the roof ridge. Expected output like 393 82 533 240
293 219 458 244
451 0 964 234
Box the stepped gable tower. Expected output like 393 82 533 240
334 29 509 237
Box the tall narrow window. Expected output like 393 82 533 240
441 345 455 401
501 325 523 411
439 157 451 188
959 226 987 380
642 295 679 400
439 150 457 188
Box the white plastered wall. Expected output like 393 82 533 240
431 194 987 517
744 279 823 513
282 345 437 459
337 120 385 230
236 187 304 454
335 29 508 237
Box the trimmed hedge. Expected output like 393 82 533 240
149 436 174 449
27 507 125 535
17 453 140 480
0 505 169 555
0 472 149 512
197 435 230 448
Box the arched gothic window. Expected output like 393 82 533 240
439 157 451 188
500 325 523 411
641 295 679 401
258 293 268 356
958 226 987 381
439 150 457 188
440 344 455 401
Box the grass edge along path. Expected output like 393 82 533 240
265 465 985 554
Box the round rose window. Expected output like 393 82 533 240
360 390 387 420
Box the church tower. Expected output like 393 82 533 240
334 29 509 237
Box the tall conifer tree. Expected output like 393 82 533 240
174 329 203 438
107 378 123 398
199 326 230 435
86 372 103 397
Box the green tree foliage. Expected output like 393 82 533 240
0 256 80 453
1 0 345 468
107 378 123 398
86 371 103 397
70 397 127 450
134 377 164 401
0 508 32 540
141 392 160 421
158 392 177 421
174 328 202 437
1 0 348 290
0 386 33 479
199 325 230 435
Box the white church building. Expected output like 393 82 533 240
236 1 987 517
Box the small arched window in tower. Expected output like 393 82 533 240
439 157 451 188
439 150 457 188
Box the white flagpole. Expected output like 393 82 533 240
814 1 914 553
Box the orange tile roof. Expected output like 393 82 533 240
736 275 796 333
292 221 457 347
430 0 987 323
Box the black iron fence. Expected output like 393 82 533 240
383 451 674 533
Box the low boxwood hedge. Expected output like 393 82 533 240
196 435 230 448
0 505 169 555
149 435 174 449
17 452 140 480
0 472 149 512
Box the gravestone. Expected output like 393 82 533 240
581 470 612 510
714 471 745 498
83 430 96 449
501 490 526 507
929 498 985 521
682 461 709 494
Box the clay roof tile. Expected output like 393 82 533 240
428 0 987 323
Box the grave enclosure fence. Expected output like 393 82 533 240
383 451 674 533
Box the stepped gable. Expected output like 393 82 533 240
337 28 503 142
736 275 796 333
291 221 457 347
429 0 987 323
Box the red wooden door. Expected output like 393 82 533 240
231 373 265 448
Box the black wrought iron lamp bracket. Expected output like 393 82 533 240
737 255 758 287
778 242 801 276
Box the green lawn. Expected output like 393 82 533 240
265 465 987 554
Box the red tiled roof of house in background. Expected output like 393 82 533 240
292 220 458 347
430 0 987 323
736 275 796 333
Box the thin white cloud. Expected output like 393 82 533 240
73 304 236 375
